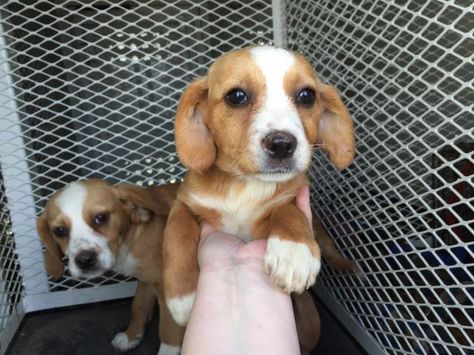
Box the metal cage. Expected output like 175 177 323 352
0 0 472 354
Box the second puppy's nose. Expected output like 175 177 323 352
262 131 297 160
75 250 98 270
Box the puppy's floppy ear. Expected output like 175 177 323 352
175 76 216 172
318 84 355 170
114 183 178 221
113 184 154 223
37 212 64 280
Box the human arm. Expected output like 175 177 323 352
181 187 313 355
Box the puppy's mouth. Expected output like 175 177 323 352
258 148 302 176
253 166 300 182
264 156 297 171
68 261 106 279
71 268 105 279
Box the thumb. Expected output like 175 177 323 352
295 185 312 225
200 222 218 242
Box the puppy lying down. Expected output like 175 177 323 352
37 179 355 354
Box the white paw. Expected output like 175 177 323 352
166 292 196 326
111 332 142 351
157 343 181 355
264 238 321 293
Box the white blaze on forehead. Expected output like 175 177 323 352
249 46 311 176
55 182 87 236
250 46 295 112
55 181 114 276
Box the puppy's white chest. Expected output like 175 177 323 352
219 202 259 240
113 245 137 276
190 181 276 240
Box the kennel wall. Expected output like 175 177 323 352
0 0 472 354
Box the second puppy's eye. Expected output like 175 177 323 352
93 212 109 226
225 88 249 106
53 227 68 238
295 88 316 106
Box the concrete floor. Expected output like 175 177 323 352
7 295 366 355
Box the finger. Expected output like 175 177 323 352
295 185 312 224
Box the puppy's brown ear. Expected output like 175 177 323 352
37 213 64 280
318 84 355 170
113 184 155 223
175 76 216 172
128 204 151 224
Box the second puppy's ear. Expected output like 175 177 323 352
175 76 216 172
114 184 154 223
120 200 152 224
37 213 65 280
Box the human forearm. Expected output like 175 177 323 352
181 258 299 355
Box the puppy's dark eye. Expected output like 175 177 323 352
53 227 68 238
295 88 316 106
225 88 249 106
93 213 109 226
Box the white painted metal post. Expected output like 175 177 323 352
0 24 50 300
272 0 287 47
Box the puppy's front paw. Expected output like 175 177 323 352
264 237 321 293
166 292 196 326
111 332 142 352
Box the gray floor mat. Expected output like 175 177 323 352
7 296 365 355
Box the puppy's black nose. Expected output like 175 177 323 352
262 131 297 160
75 250 98 270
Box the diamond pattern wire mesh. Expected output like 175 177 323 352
286 0 473 354
0 170 22 343
0 0 473 353
0 0 273 298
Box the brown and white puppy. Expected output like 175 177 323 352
36 179 183 355
163 46 355 327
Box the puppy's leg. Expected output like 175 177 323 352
312 214 358 273
265 203 321 293
292 291 320 355
155 291 185 355
163 200 200 326
111 281 155 351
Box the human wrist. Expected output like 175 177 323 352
185 238 299 355
198 256 271 293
